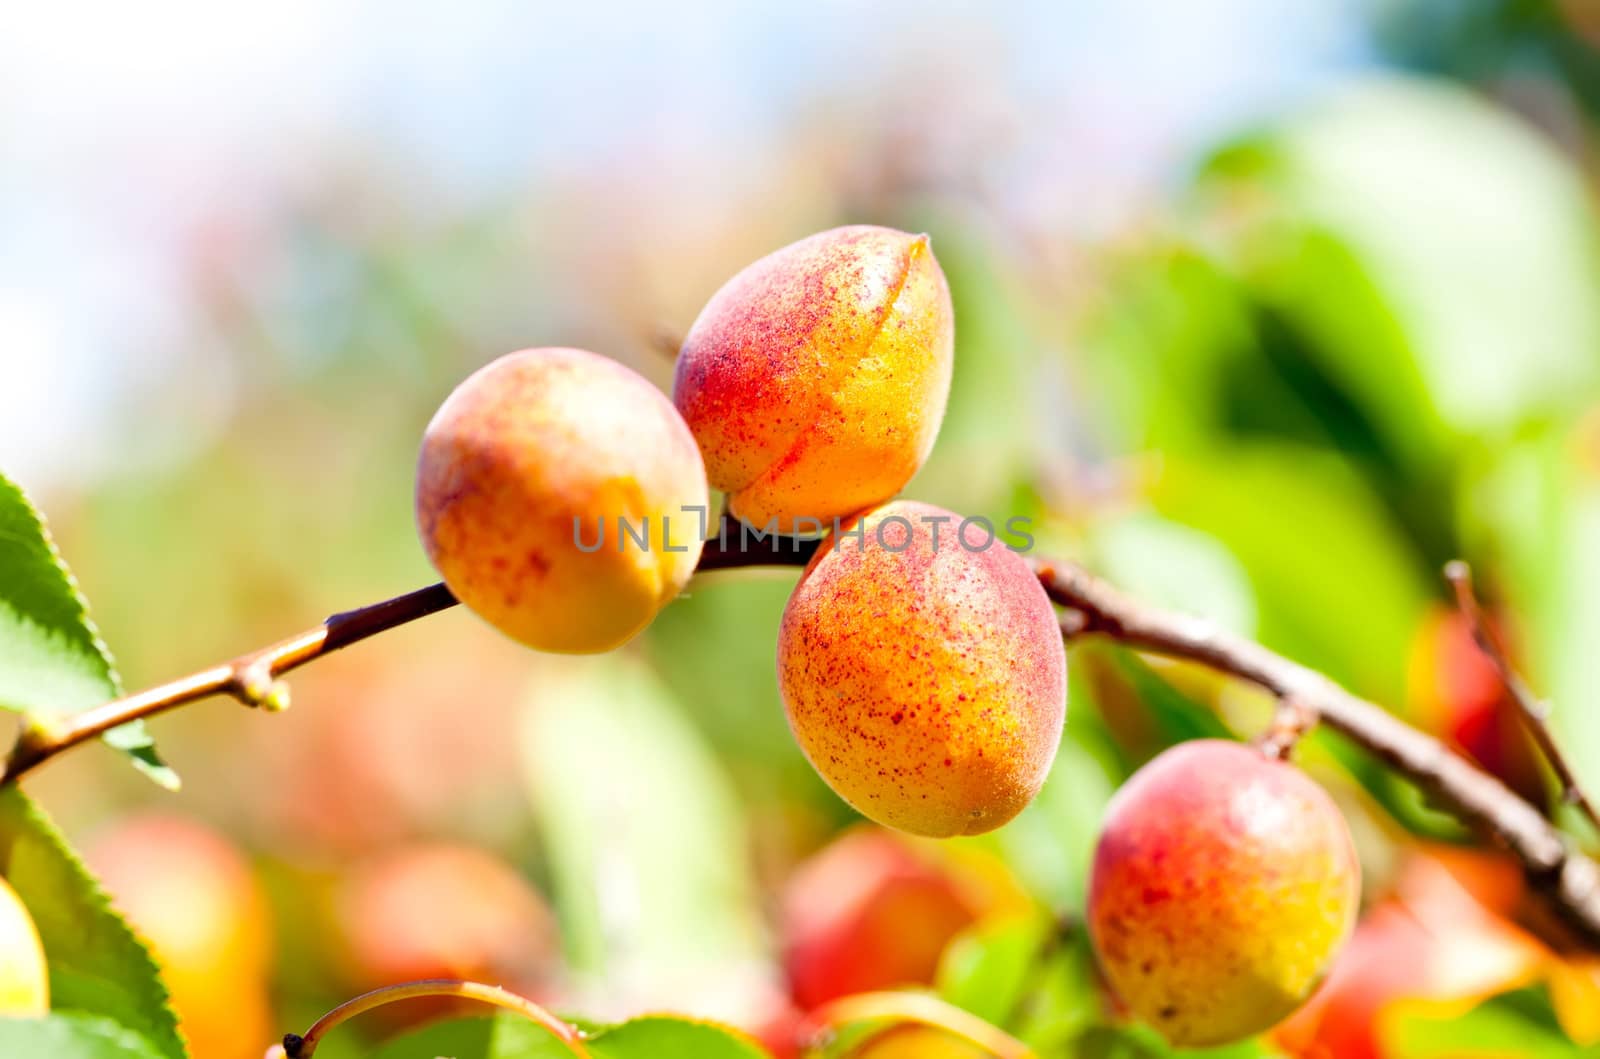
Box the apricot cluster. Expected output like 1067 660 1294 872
415 225 1067 836
412 224 1367 1048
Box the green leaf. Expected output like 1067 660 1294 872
1380 989 1582 1058
1204 76 1600 448
588 1015 770 1059
937 915 1101 1049
0 470 175 787
520 656 767 1003
1151 443 1432 705
1467 428 1600 822
371 1013 771 1059
0 787 185 1059
369 1013 576 1059
0 1013 170 1059
1088 512 1258 639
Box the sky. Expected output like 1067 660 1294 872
0 0 1366 491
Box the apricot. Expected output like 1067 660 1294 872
673 225 954 532
1087 739 1359 1047
778 500 1066 837
780 828 980 1008
88 815 272 1059
417 347 708 653
849 1025 990 1059
334 842 558 1000
0 876 48 1016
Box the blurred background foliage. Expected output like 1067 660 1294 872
7 0 1600 1055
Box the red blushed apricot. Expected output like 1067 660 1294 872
0 877 47 1017
417 348 708 653
780 828 980 1008
673 226 954 533
1087 740 1360 1048
334 843 559 1031
778 501 1066 838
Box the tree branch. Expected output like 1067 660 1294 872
7 528 1599 946
1444 560 1600 835
1032 557 1600 947
0 517 810 785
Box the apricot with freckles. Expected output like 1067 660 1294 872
417 348 708 653
778 500 1066 837
1087 739 1360 1047
673 225 954 533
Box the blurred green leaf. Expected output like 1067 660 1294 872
1087 512 1258 638
373 1012 771 1059
937 915 1101 1051
369 1013 576 1059
1204 76 1600 450
1151 444 1432 704
938 915 1052 1027
0 471 174 787
0 1013 169 1059
588 1015 770 1059
1075 246 1253 455
1466 426 1600 815
1381 989 1582 1057
520 656 767 1002
0 788 184 1059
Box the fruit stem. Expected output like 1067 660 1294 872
273 979 591 1058
806 991 1038 1059
1255 696 1318 760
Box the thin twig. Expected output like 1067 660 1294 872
805 991 1038 1059
1034 557 1600 947
1 516 809 785
8 533 1600 947
1444 560 1600 835
274 979 590 1058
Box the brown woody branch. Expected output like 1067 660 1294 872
1444 560 1600 835
1032 558 1600 947
1 517 804 785
6 527 1599 946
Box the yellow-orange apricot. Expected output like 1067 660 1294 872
0 876 47 1016
673 226 954 533
778 501 1066 837
849 1025 989 1059
1087 740 1360 1047
88 815 272 1059
417 348 708 653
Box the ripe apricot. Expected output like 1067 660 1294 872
333 842 559 1031
780 828 979 1008
1087 739 1360 1047
417 348 708 653
850 1025 989 1058
88 815 272 1059
778 500 1066 837
0 876 48 1016
673 226 954 532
